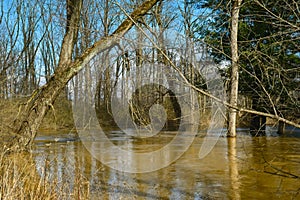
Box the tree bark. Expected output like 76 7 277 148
228 0 242 137
7 0 161 151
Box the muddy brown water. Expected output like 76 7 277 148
33 128 300 199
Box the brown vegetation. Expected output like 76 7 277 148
0 151 90 199
0 96 74 149
0 96 74 131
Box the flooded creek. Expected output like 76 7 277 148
32 128 300 199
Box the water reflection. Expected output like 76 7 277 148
33 130 300 199
227 138 240 200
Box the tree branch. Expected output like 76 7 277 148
119 4 300 130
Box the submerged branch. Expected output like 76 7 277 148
262 153 300 179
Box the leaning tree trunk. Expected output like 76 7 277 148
9 0 82 151
7 0 161 151
228 0 242 137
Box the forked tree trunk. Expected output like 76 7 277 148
228 0 242 137
7 0 161 151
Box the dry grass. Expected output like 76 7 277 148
0 151 90 200
0 96 74 132
40 95 74 130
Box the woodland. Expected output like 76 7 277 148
0 0 299 149
0 0 300 199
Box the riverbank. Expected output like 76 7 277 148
0 95 74 132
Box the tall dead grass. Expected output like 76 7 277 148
0 151 90 200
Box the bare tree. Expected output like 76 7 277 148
228 0 242 137
4 0 161 151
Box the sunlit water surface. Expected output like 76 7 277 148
33 128 300 199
